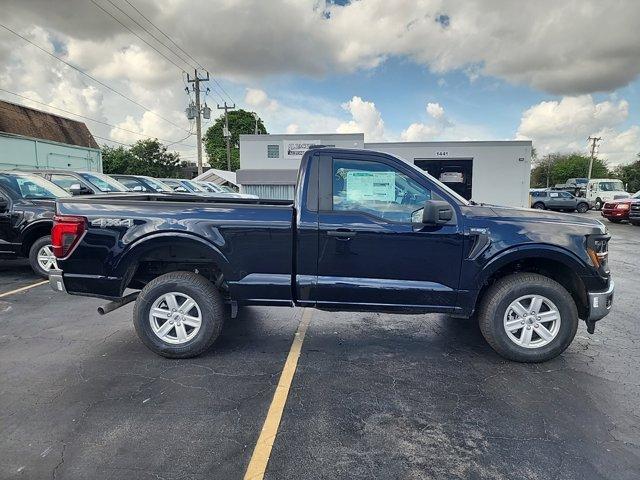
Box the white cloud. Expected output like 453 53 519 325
516 95 640 165
426 102 445 120
4 0 640 95
337 96 386 141
285 123 299 134
244 88 279 112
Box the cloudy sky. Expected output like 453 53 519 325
1 0 640 165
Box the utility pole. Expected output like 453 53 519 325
587 136 602 180
186 70 210 175
217 102 235 170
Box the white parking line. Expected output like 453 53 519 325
0 280 48 298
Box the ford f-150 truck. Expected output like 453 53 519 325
49 148 614 362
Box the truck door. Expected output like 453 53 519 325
313 153 464 310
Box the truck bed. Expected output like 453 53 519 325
56 193 295 301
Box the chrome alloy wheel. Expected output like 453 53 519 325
503 294 561 349
37 244 58 272
149 292 202 344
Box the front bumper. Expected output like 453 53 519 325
49 268 66 293
587 280 614 322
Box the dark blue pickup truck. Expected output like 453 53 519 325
49 148 614 362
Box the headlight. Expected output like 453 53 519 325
587 235 609 272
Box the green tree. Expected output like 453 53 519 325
204 109 267 171
530 153 609 188
612 153 640 193
102 139 181 177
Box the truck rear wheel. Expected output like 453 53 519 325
478 273 578 363
133 271 225 358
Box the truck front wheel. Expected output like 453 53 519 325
133 271 225 358
477 273 578 362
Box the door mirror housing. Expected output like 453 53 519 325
421 200 454 225
69 184 90 195
132 185 145 192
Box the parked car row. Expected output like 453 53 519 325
0 169 254 277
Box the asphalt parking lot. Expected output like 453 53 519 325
1 211 639 480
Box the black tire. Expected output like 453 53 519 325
532 202 545 210
631 221 640 226
477 272 578 363
28 235 56 278
576 202 589 213
133 271 225 358
594 198 603 210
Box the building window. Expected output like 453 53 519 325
267 144 280 158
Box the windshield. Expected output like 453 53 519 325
0 173 70 199
182 180 207 192
142 177 174 193
632 191 640 199
198 182 224 193
598 181 625 192
195 181 219 193
79 172 128 192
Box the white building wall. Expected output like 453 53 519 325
238 134 532 207
366 141 532 208
240 133 364 170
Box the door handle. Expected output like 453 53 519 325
327 230 357 238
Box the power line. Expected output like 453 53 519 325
103 0 196 72
0 23 190 133
122 0 234 104
0 88 195 148
90 0 188 73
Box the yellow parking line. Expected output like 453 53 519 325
0 280 48 298
244 308 313 480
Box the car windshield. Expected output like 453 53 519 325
633 191 640 199
195 181 219 193
182 180 207 192
142 177 174 193
79 172 128 192
0 173 70 199
598 181 625 192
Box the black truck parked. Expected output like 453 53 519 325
0 172 70 277
49 148 614 362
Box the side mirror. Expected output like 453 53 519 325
0 197 8 212
69 183 90 195
421 200 454 225
132 185 145 192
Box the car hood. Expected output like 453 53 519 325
463 204 606 234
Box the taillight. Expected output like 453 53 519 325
52 215 86 258
615 203 630 210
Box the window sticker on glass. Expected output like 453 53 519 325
345 171 396 202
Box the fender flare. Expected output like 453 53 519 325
113 231 233 280
476 243 590 286
19 219 53 252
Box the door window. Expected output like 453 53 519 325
50 174 81 192
560 192 573 198
332 158 435 223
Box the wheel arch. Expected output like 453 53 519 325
117 232 233 292
20 220 53 256
474 245 590 319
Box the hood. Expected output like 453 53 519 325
463 204 606 233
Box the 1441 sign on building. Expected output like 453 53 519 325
284 140 320 160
